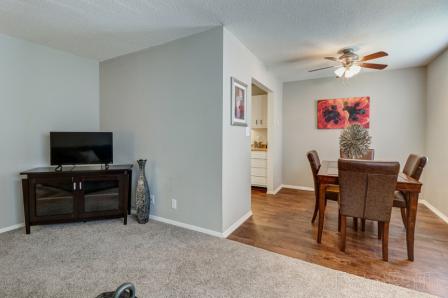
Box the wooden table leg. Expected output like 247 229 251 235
317 183 327 243
406 192 419 261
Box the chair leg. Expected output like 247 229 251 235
400 208 407 229
340 215 346 252
353 217 358 231
382 222 389 261
361 219 366 232
311 199 319 224
338 211 341 232
378 222 383 239
311 205 318 224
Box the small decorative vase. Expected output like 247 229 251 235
135 159 150 224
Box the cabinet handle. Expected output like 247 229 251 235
73 182 76 191
79 182 82 190
256 120 258 125
260 120 262 125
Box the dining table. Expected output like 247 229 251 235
316 160 422 261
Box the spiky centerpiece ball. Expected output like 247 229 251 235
339 124 371 159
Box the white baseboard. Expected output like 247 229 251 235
149 215 223 238
222 210 253 238
419 200 448 224
0 210 253 239
148 210 252 239
0 223 24 234
130 209 253 238
267 185 283 195
281 184 314 192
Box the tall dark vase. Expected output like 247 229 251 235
135 159 150 224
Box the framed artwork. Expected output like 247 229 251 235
317 96 370 129
231 77 248 126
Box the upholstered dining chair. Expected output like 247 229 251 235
307 150 339 224
393 154 428 229
338 159 399 261
339 148 375 231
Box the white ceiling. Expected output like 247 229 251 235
0 0 447 82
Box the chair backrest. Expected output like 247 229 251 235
340 149 375 160
403 154 428 181
307 150 321 194
338 159 399 222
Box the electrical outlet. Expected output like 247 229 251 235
171 199 177 209
150 194 155 205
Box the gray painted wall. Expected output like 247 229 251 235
425 48 448 216
100 28 224 232
222 28 283 231
0 34 99 230
282 67 426 188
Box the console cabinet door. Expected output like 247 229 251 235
78 175 125 218
29 176 77 222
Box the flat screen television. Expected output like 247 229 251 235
50 132 113 166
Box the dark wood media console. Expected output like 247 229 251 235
20 164 133 234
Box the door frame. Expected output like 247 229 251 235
251 78 274 193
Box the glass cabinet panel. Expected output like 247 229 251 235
35 181 75 217
83 179 120 212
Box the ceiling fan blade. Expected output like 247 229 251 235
324 57 338 61
308 66 336 72
359 63 388 70
360 51 388 61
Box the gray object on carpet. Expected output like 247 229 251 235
96 282 136 298
0 219 434 298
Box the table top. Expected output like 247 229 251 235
318 160 422 193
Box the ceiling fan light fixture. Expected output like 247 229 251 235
334 67 346 78
344 65 361 78
311 49 388 78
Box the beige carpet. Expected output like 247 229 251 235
0 218 433 298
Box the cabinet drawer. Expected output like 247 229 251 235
251 167 266 177
251 176 267 186
251 158 267 168
251 151 267 159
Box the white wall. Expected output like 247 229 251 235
425 48 448 217
0 34 99 230
222 28 283 231
282 67 426 188
100 27 283 234
100 28 224 232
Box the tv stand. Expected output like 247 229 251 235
55 165 63 172
20 164 132 234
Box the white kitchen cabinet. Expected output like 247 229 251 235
251 95 267 128
251 150 267 187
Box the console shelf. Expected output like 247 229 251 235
20 164 132 234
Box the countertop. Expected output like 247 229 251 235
251 148 268 152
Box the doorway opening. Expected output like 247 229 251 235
250 80 272 193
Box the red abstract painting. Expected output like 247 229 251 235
317 97 370 129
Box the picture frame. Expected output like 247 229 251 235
230 77 248 126
317 96 370 129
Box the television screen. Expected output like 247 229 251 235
50 132 113 165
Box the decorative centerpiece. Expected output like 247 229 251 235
135 159 150 224
339 124 371 159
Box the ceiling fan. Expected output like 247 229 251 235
309 48 388 78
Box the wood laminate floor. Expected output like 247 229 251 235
228 187 448 297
